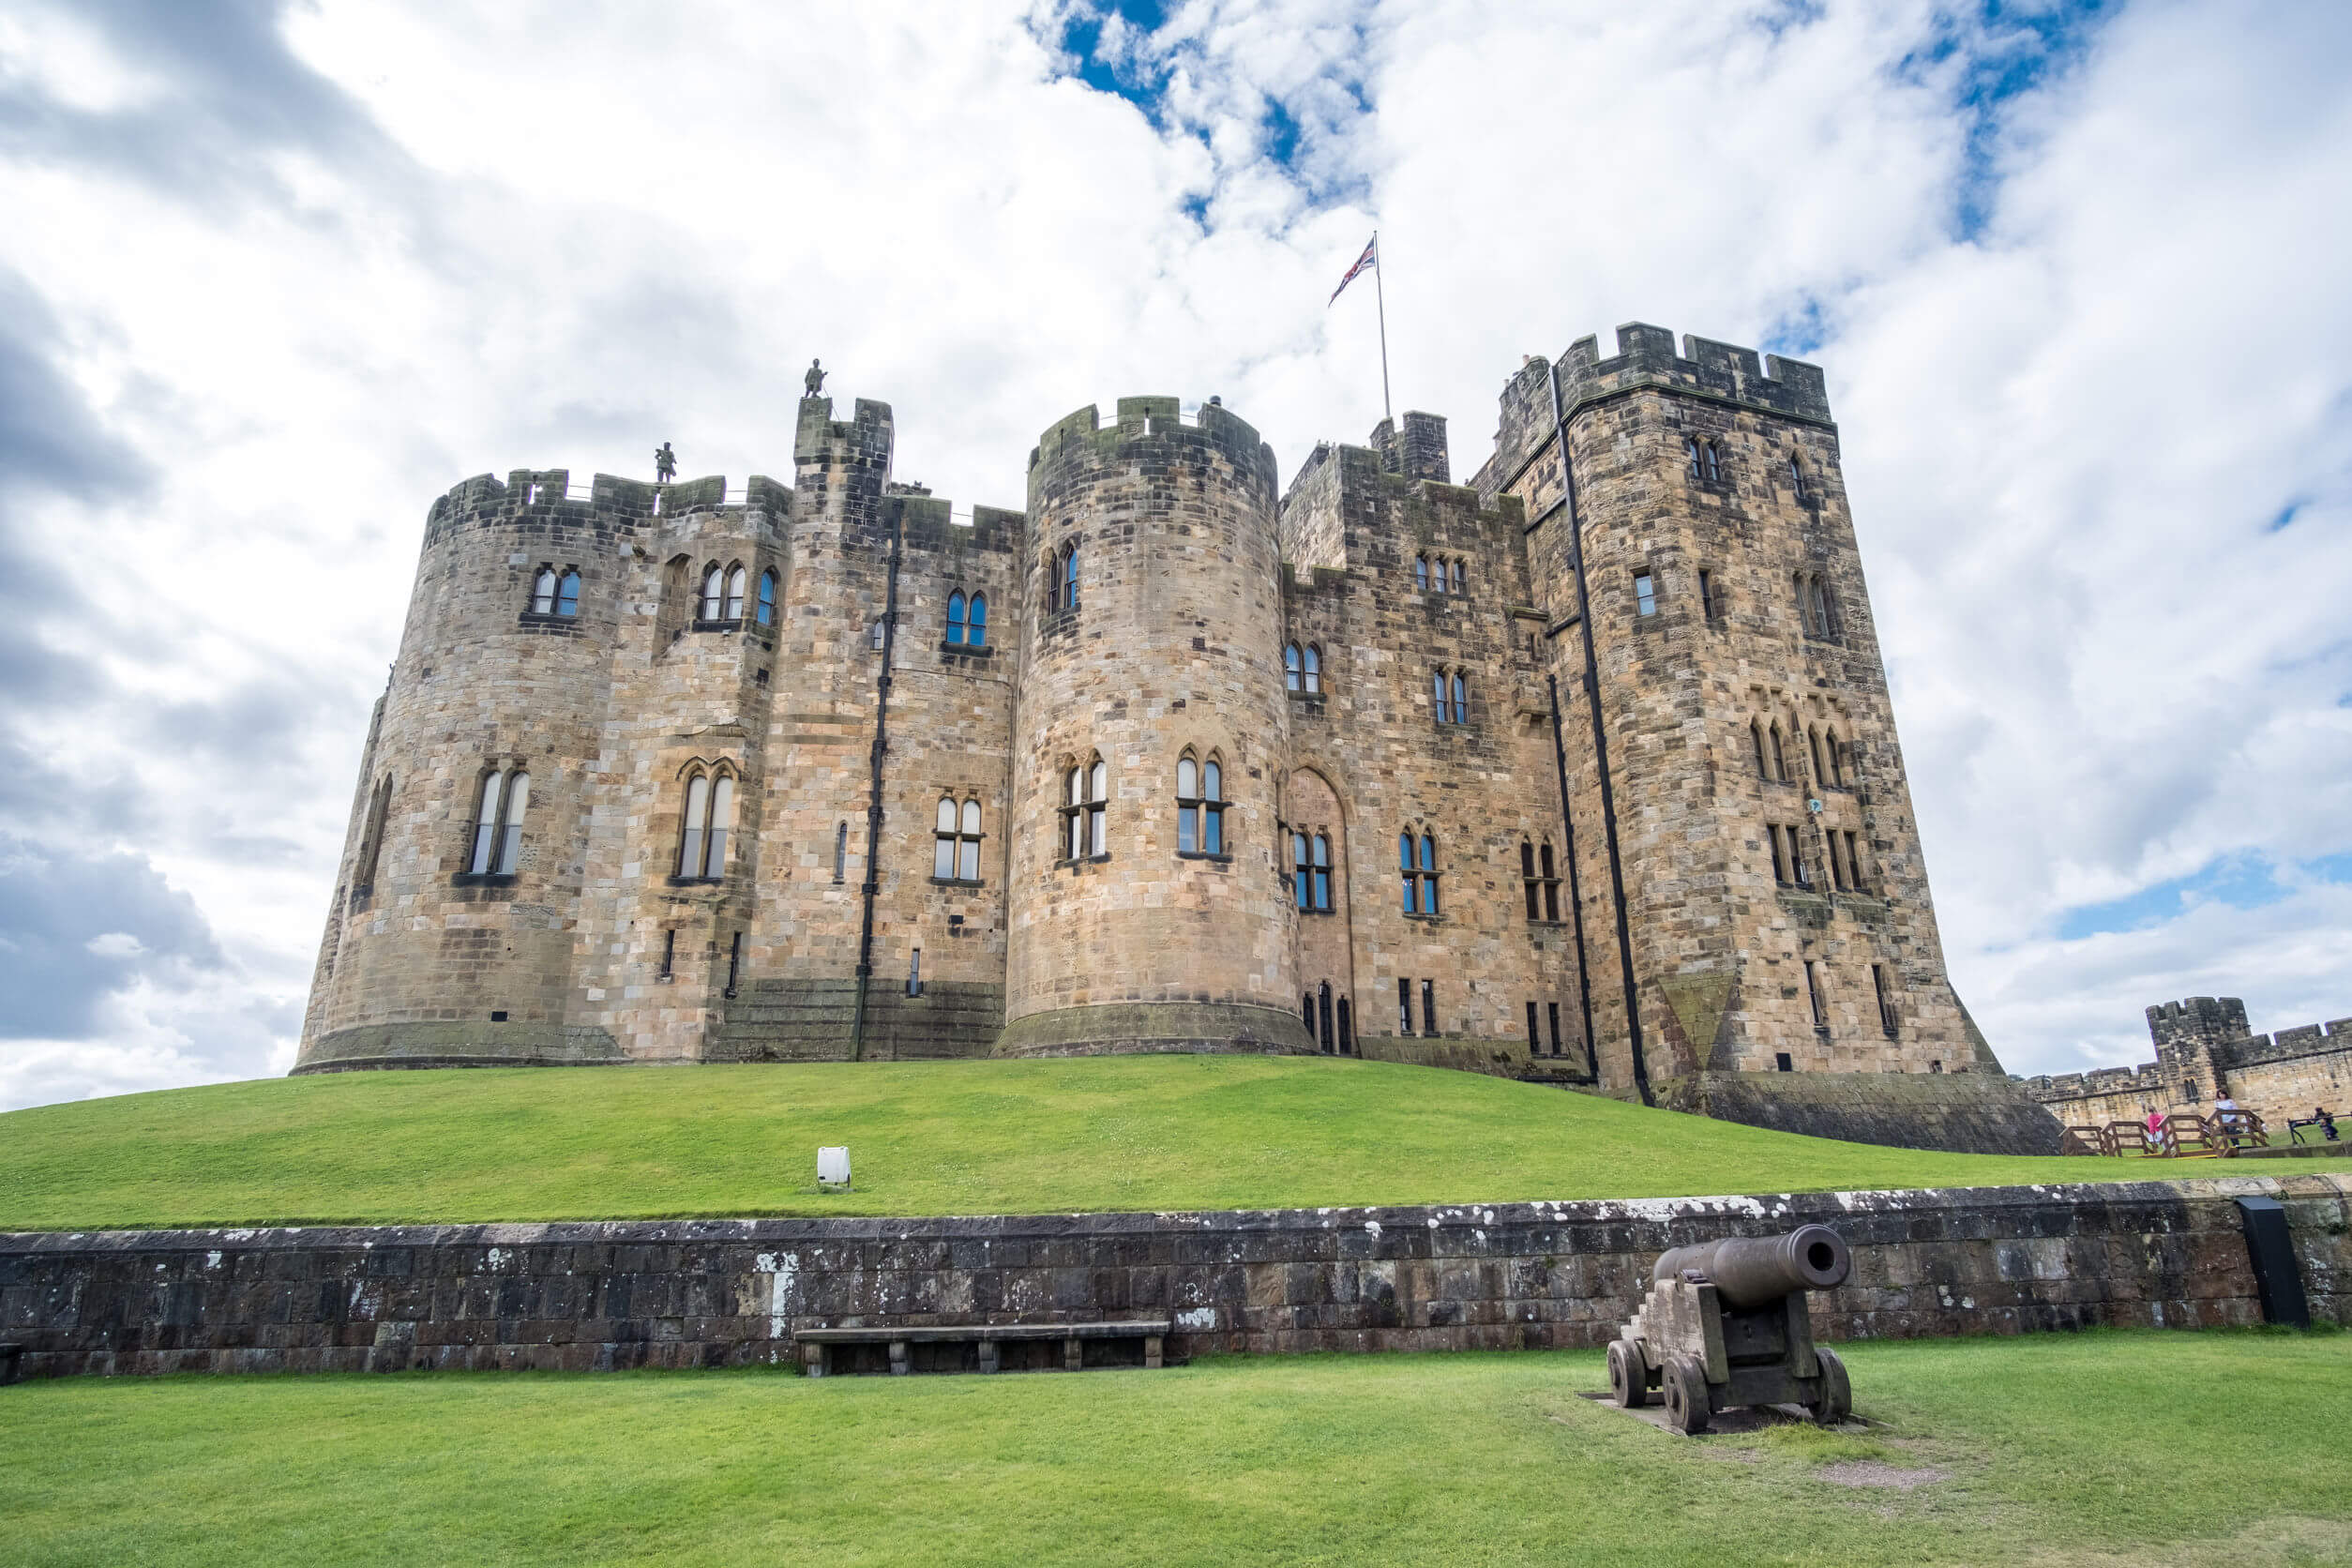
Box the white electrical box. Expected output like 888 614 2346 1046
817 1146 851 1187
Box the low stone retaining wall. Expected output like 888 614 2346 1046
4 1176 2343 1380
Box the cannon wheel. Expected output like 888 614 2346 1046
1806 1346 1851 1425
1606 1339 1650 1408
1662 1355 1711 1436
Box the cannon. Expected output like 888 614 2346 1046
1606 1224 1853 1435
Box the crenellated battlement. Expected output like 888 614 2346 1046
1028 396 1276 495
794 394 895 471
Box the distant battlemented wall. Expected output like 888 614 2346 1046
2024 998 2352 1128
5 1177 2341 1380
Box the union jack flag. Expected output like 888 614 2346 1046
1327 235 1377 305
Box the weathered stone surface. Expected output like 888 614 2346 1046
6 1177 2343 1380
1656 1069 2064 1155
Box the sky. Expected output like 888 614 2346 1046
0 0 2348 1110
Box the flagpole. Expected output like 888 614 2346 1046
1371 230 1393 427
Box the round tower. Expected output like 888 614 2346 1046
998 398 1313 1057
295 468 636 1072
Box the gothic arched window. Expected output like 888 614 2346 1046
967 593 987 647
934 796 983 882
1448 559 1464 594
947 592 968 645
1284 643 1303 692
555 568 580 616
700 565 725 622
723 565 746 622
1175 753 1226 856
1063 757 1108 859
756 569 777 626
675 768 734 881
1302 644 1321 693
531 567 558 614
1414 554 1430 591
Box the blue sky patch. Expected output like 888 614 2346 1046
2057 850 2352 940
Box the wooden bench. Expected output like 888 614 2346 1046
794 1320 1171 1378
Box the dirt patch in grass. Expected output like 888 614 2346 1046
1817 1459 1952 1490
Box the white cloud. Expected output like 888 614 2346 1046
0 0 2347 1108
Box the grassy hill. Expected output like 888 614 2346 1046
0 1056 2142 1230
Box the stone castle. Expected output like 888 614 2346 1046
2025 997 2352 1130
296 322 2063 1155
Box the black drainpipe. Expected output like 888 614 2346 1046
1546 359 1651 1105
1546 672 1600 1082
850 498 905 1061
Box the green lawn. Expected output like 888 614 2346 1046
0 1057 2143 1230
1 1331 2343 1566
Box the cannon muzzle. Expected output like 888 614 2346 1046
1651 1224 1850 1308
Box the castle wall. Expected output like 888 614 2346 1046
10 1176 2343 1380
999 399 1311 1057
1277 439 1588 1073
1482 326 1998 1120
2025 998 2352 1133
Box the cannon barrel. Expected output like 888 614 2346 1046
1651 1225 1850 1308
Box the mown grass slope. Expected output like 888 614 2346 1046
0 1056 2143 1229
3 1331 2344 1566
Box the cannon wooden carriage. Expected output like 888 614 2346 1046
1606 1224 1853 1435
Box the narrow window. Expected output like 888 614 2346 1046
701 565 725 621
1752 721 1769 778
658 928 675 979
934 797 957 879
1548 1002 1562 1055
1787 826 1809 888
1685 436 1702 478
1634 573 1657 617
1432 670 1450 723
1697 568 1714 624
1177 755 1199 854
1789 455 1807 502
1873 963 1899 1037
1045 552 1062 611
1769 725 1787 780
834 821 848 883
1795 572 1814 635
967 593 987 647
1825 730 1845 787
1540 843 1560 921
907 947 921 997
1814 579 1838 640
1703 442 1721 482
1087 758 1108 856
531 567 557 614
1337 998 1352 1054
1805 960 1826 1030
1293 832 1311 911
1845 831 1864 894
1448 559 1464 594
725 930 741 996
1310 834 1330 911
1303 644 1320 693
555 568 580 616
1526 1001 1541 1048
959 800 982 881
869 619 885 650
756 569 777 626
1062 543 1080 611
1203 758 1225 855
1809 727 1827 784
1398 977 1412 1034
1399 833 1418 913
1285 643 1302 691
1064 767 1085 860
946 592 967 646
1829 826 1848 891
1775 1051 1794 1073
1304 992 1318 1042
707 775 733 877
1450 672 1466 724
1415 555 1430 591
723 566 746 622
1521 840 1539 919
353 775 392 897
1319 982 1334 1054
1419 833 1440 914
1421 979 1436 1035
678 773 712 878
491 772 528 875
1767 822 1789 884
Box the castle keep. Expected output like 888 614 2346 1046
297 324 2061 1154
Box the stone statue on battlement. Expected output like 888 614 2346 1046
805 358 826 398
654 441 677 483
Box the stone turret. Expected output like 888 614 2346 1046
998 398 1313 1057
